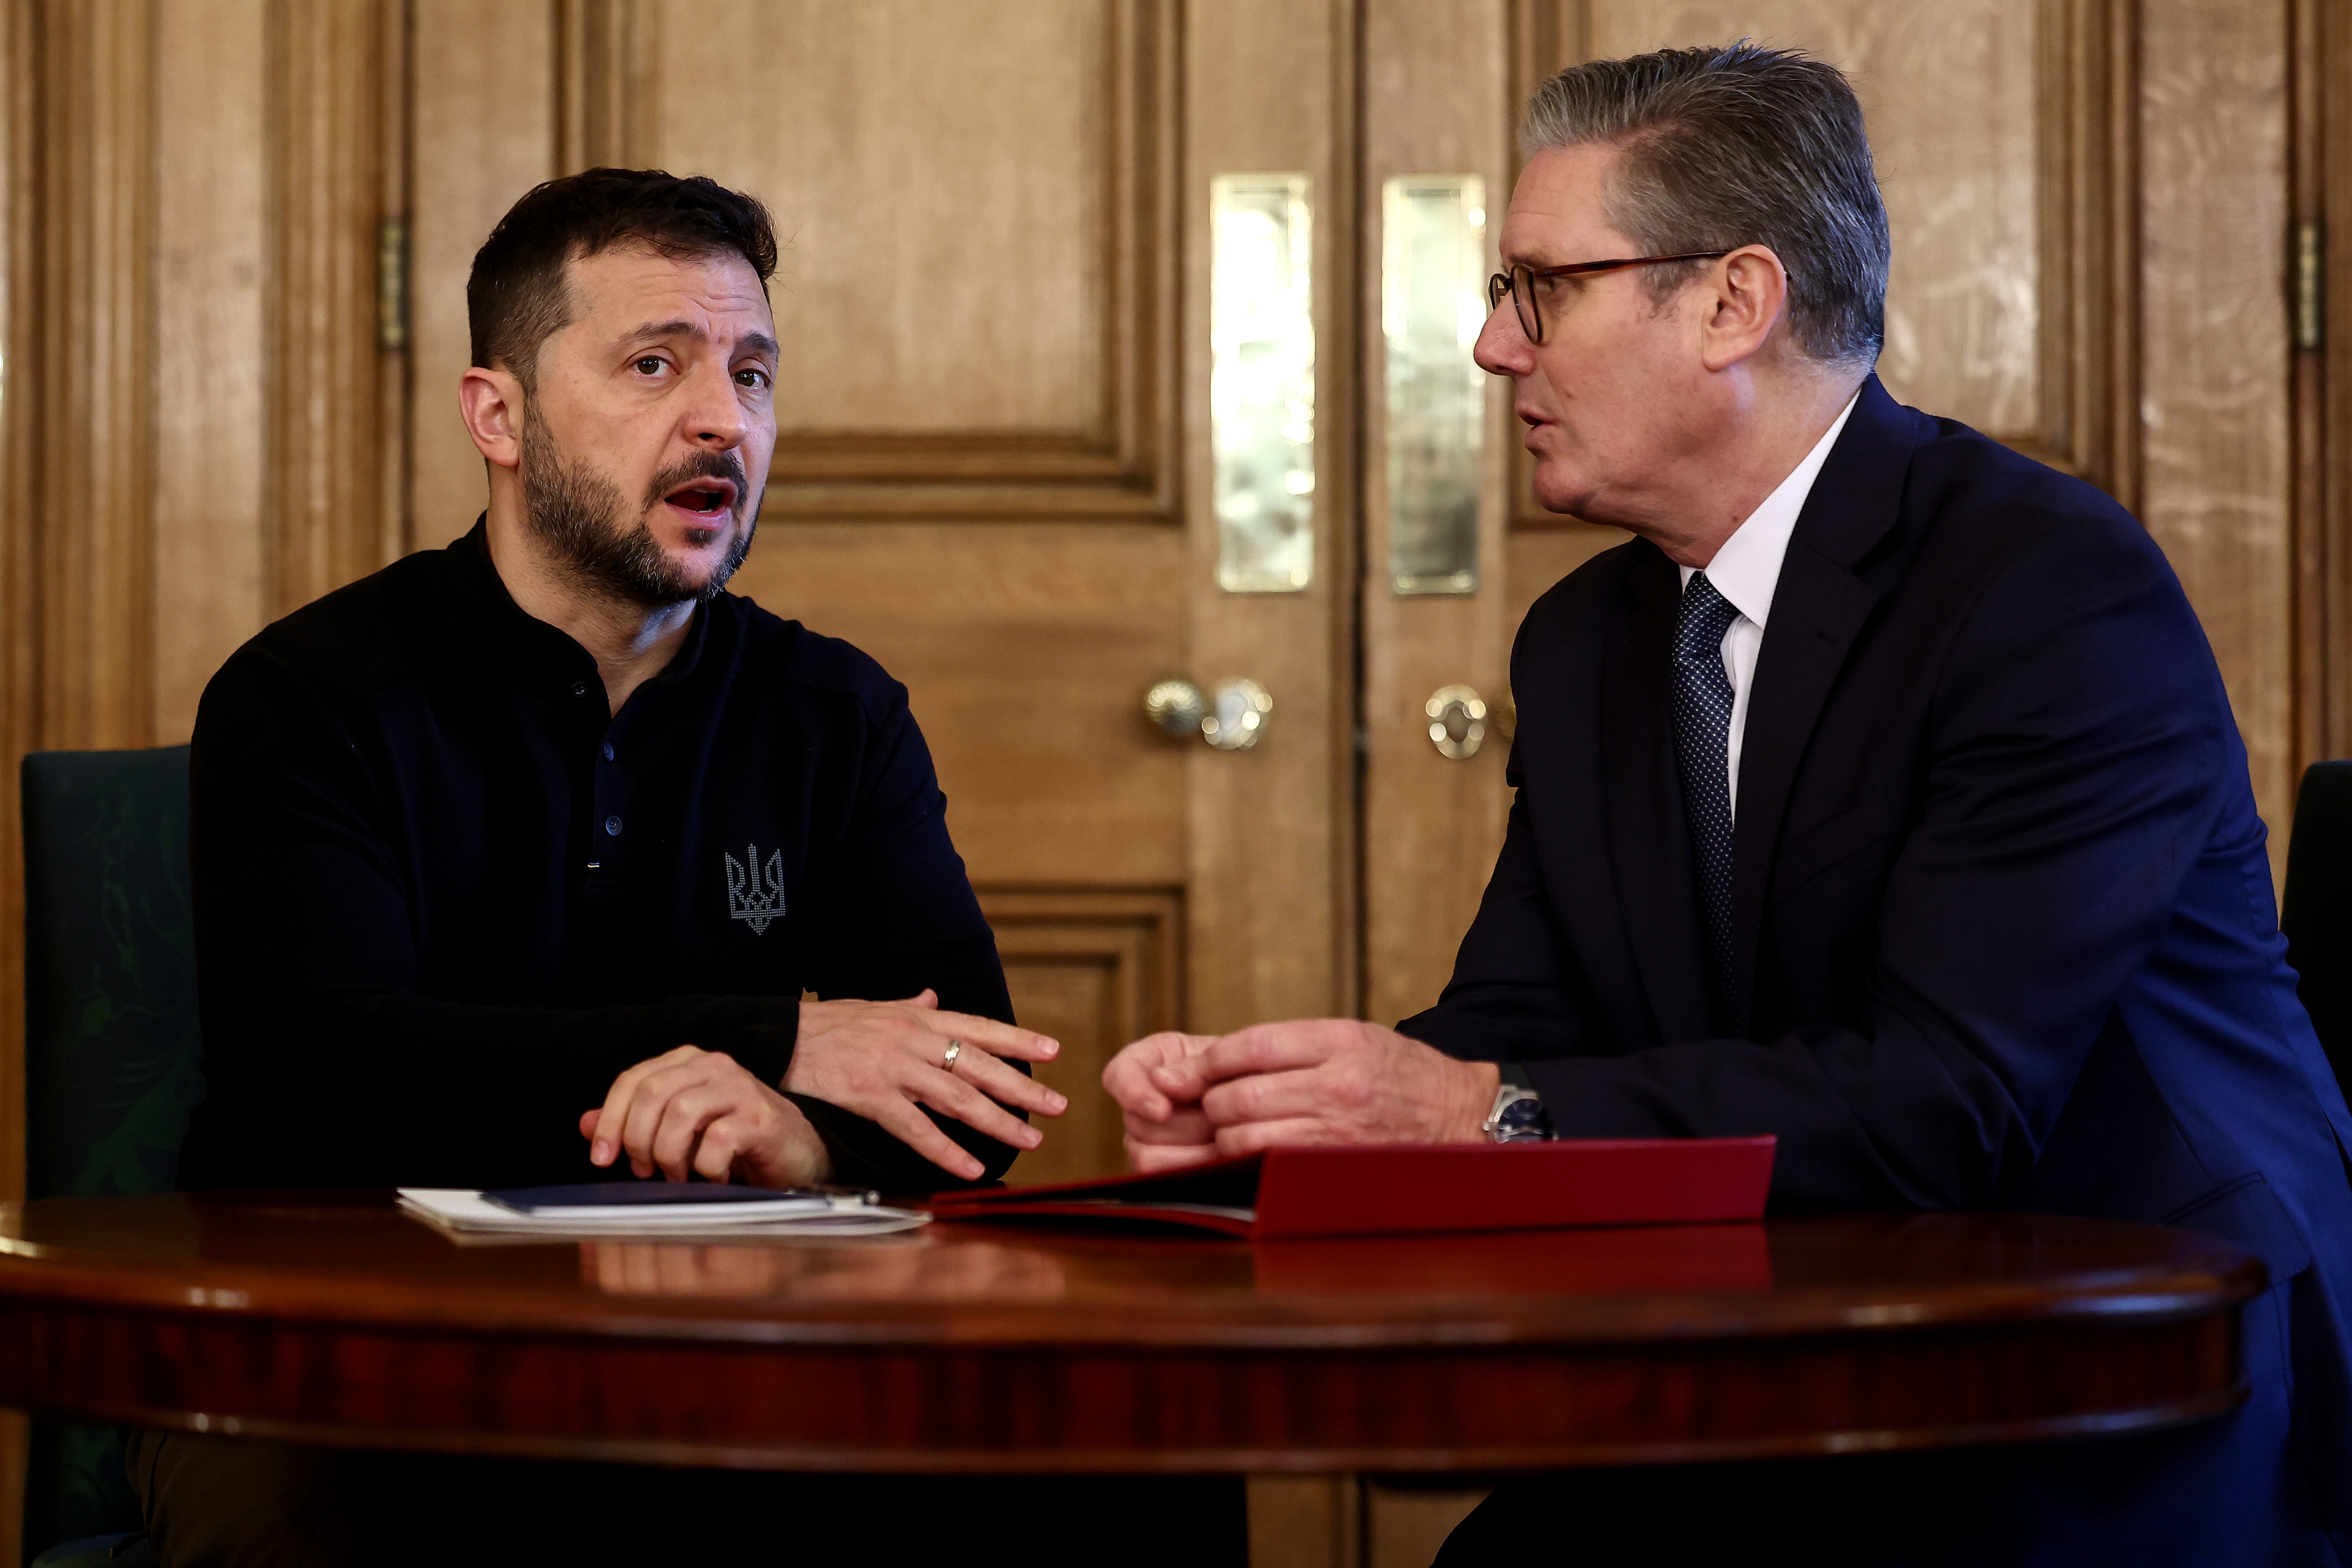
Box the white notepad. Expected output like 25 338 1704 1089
396 1187 930 1238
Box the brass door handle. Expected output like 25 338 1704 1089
1425 684 1487 760
1142 677 1273 750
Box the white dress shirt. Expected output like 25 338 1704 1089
1676 392 1861 820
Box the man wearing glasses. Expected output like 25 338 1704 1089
1107 41 2352 1565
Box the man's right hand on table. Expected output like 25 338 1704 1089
1103 1020 1498 1171
580 989 1066 1186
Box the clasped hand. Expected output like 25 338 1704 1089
1101 1018 1499 1172
579 989 1066 1187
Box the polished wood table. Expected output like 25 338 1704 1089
0 1194 2262 1474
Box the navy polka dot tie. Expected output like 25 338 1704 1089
1673 570 1741 1024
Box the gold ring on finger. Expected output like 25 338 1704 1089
943 1040 964 1072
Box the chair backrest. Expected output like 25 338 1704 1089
18 746 205 1559
21 746 204 1198
2282 759 2352 1098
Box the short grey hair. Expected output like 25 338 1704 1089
1521 41 1890 366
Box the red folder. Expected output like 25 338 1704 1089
923 1137 1775 1241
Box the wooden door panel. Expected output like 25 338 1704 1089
982 889 1181 1187
654 0 1112 440
730 523 1187 888
645 0 1178 520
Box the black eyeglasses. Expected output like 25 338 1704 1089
1486 252 1734 344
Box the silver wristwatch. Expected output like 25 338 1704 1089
1482 1065 1553 1143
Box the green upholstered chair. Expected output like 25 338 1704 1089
19 746 204 1565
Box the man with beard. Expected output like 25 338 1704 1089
179 167 1062 1199
130 171 1246 1567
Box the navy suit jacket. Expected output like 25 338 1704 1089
1401 377 2352 1550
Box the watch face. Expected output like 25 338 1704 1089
1492 1091 1552 1143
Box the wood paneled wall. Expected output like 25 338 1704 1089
0 4 2347 1555
272 0 406 609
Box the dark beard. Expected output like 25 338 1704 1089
520 400 759 607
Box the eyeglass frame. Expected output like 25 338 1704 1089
1486 251 1735 345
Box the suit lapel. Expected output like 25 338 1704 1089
1728 377 1918 1030
1599 543 1716 1044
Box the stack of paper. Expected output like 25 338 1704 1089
397 1184 931 1239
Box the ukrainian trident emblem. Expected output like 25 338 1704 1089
725 844 786 935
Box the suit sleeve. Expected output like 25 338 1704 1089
186 655 801 1192
1396 780 1595 1058
1486 516 2230 1211
792 681 1025 1191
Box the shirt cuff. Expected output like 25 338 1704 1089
658 994 800 1086
726 1006 799 1087
785 1094 1018 1195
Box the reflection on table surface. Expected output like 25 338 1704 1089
579 1234 1073 1301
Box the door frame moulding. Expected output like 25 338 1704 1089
1502 0 2143 527
2024 0 2142 513
269 0 408 611
555 0 651 176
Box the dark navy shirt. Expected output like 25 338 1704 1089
178 520 1017 1192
